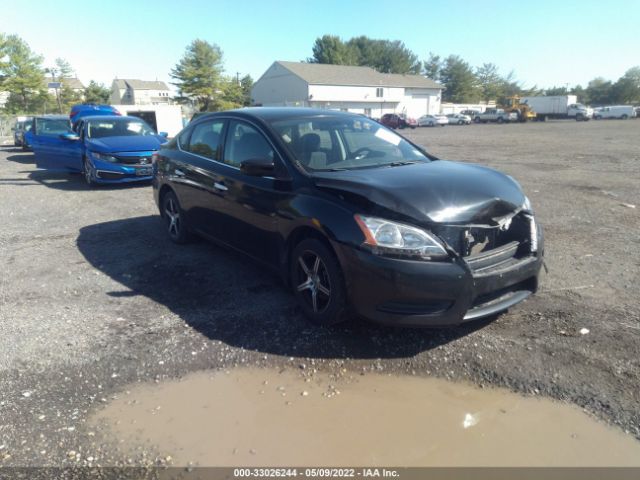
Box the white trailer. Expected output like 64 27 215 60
520 95 593 121
112 104 185 137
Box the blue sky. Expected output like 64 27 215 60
3 0 638 92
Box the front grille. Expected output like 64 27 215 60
96 171 124 180
112 155 151 166
433 212 532 257
432 212 536 273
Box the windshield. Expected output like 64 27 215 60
270 116 429 172
86 118 155 139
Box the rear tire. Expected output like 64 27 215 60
161 190 192 244
291 238 347 326
622 114 628 120
497 117 504 124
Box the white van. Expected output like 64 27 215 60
594 105 636 120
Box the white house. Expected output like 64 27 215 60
110 79 171 106
251 61 443 118
46 77 85 97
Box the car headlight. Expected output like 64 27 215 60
354 215 448 260
91 152 118 163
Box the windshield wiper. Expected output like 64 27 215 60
387 161 420 167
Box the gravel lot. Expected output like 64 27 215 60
0 119 639 467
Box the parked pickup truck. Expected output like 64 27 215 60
473 109 518 124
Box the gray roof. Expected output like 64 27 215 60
46 77 85 89
113 79 170 91
276 61 442 89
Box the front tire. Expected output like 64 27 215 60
83 159 95 187
291 238 347 326
161 190 191 244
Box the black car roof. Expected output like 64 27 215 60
196 107 359 122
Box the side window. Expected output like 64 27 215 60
177 127 192 151
224 121 274 168
185 121 224 160
36 118 71 136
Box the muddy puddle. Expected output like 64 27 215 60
92 368 640 467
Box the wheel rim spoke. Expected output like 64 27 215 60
297 278 313 292
317 282 330 297
297 251 332 314
165 198 181 237
298 257 311 276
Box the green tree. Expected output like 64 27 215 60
476 63 504 102
543 86 568 96
0 33 47 113
240 74 253 106
83 80 111 104
347 36 420 74
586 77 613 105
170 39 225 111
439 55 480 102
422 52 442 81
309 35 420 74
570 85 586 103
308 35 357 65
47 58 82 112
611 67 640 104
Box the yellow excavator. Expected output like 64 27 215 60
503 96 536 122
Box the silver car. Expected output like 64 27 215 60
446 114 472 125
418 114 448 127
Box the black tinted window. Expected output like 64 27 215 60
224 121 274 168
187 121 224 160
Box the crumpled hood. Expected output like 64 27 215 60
312 160 526 226
85 135 163 153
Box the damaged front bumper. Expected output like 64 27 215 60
332 224 544 327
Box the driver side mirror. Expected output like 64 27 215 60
59 133 80 141
240 157 275 177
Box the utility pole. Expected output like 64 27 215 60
45 67 63 113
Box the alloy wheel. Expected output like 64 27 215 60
83 160 93 185
164 197 181 238
296 251 331 314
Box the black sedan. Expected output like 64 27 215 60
152 108 543 327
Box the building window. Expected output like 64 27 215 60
376 87 383 98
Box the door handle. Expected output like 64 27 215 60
174 168 185 177
213 182 228 192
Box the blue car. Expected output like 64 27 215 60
70 104 121 127
31 114 167 186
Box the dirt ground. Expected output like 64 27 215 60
0 119 639 467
